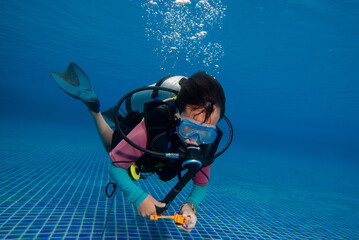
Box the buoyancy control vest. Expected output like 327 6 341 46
110 98 223 182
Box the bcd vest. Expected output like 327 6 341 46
111 100 222 182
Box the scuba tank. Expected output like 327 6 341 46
125 75 184 113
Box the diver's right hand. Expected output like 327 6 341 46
137 195 165 217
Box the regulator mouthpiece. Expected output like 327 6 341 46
181 145 202 169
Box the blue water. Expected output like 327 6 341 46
1 0 359 239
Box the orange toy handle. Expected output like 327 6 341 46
150 215 173 220
150 214 190 225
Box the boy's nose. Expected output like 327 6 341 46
184 135 200 146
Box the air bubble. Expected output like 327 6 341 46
141 0 226 72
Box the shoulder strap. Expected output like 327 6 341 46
143 100 178 149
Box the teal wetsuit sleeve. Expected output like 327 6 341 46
108 162 148 207
186 183 208 209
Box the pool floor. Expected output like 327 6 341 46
0 119 358 239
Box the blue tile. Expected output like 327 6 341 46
5 234 21 239
1 122 359 240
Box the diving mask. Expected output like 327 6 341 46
178 116 218 145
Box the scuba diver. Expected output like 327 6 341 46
50 62 232 232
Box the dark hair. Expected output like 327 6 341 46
176 71 226 121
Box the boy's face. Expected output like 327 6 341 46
177 104 220 146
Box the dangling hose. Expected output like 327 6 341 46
101 182 117 239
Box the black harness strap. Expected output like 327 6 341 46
156 165 201 215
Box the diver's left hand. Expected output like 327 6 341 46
178 204 197 232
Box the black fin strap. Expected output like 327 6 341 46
85 97 100 113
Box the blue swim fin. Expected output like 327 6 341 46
50 62 100 112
